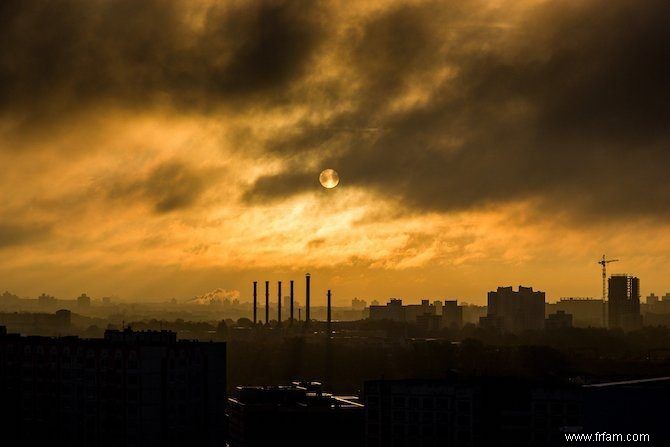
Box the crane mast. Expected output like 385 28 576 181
598 254 619 301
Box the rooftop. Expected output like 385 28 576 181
584 377 670 388
230 382 363 409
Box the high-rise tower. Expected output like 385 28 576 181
608 274 642 331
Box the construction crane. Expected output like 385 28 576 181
597 255 619 301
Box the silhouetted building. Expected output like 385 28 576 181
352 298 367 310
443 300 464 329
608 275 642 331
37 293 56 306
416 314 442 331
433 300 443 314
582 377 670 444
545 311 573 330
481 286 545 333
0 291 20 306
646 293 659 306
643 292 670 316
0 327 226 447
369 299 405 322
369 299 440 324
553 298 604 328
77 293 91 307
642 292 670 325
461 304 488 325
365 378 581 447
228 381 363 447
0 309 71 335
405 300 437 323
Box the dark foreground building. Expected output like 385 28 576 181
365 377 670 446
228 381 364 447
0 326 226 447
364 378 581 447
582 377 670 444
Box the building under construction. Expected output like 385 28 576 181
608 274 643 331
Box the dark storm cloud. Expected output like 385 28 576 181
108 161 219 213
3 0 670 221
248 0 670 220
0 0 323 117
0 223 51 248
243 168 314 203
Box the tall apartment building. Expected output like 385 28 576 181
443 300 464 329
481 286 545 333
0 327 226 447
608 275 642 331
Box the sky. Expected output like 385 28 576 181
1 0 669 304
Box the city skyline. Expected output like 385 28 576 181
2 0 670 303
3 267 666 308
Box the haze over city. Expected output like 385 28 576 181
2 0 670 303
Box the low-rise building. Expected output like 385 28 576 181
369 299 406 322
370 299 464 329
546 311 573 330
0 310 71 336
227 381 363 447
554 298 605 328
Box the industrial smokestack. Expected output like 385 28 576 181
305 273 311 325
277 281 282 324
265 280 269 325
327 289 332 338
290 280 294 325
253 281 257 325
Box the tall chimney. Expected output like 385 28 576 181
277 281 282 324
253 281 257 324
305 273 311 325
290 280 294 325
327 289 332 337
265 280 269 325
